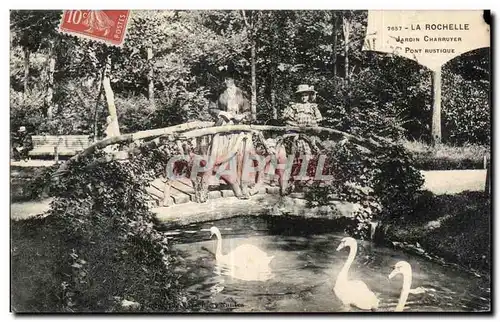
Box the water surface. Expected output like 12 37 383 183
167 216 490 312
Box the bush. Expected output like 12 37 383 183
115 95 157 133
23 165 59 200
10 88 46 135
27 140 206 312
403 140 490 170
305 139 424 239
116 87 213 134
320 66 428 142
442 72 490 145
371 144 425 222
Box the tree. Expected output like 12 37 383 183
10 10 62 112
331 11 339 85
102 52 120 136
8 10 489 146
241 10 259 121
45 39 56 119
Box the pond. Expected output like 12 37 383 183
166 215 491 313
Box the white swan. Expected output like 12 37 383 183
209 226 274 281
334 237 380 310
388 260 413 311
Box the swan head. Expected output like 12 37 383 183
336 237 356 251
209 226 220 238
389 260 412 279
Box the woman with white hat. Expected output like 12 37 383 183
282 84 322 128
281 84 323 192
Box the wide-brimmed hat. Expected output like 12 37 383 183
18 126 26 132
295 84 316 95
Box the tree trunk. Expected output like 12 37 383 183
271 88 277 119
332 11 338 83
270 13 278 119
250 35 257 121
267 66 277 119
431 67 442 145
103 53 120 136
343 16 350 82
342 14 352 121
147 46 155 107
45 42 56 119
242 10 258 122
93 68 104 141
23 47 30 101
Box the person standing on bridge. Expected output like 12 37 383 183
210 77 252 126
206 76 255 199
282 84 322 129
281 84 323 191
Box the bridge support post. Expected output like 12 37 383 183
162 178 173 207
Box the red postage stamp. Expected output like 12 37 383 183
59 10 131 46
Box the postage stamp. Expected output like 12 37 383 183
58 10 131 46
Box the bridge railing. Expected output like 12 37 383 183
52 122 396 207
52 121 394 178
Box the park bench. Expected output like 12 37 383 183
28 135 93 160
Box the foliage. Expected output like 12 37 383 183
371 144 426 220
442 68 490 145
383 191 490 273
115 95 157 133
10 10 62 52
305 139 424 239
402 139 490 170
9 10 490 145
23 165 59 200
10 87 46 133
37 141 206 312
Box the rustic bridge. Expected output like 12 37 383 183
50 119 487 208
13 121 489 223
51 120 386 215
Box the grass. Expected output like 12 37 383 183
383 191 491 274
10 215 70 312
401 140 490 170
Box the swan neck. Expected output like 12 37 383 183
215 231 223 259
339 243 356 280
396 269 412 312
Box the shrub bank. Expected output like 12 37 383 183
403 140 490 170
374 191 491 275
10 140 219 312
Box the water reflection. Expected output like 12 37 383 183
168 216 490 312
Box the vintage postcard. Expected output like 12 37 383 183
9 9 491 313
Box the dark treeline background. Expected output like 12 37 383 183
10 10 490 145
